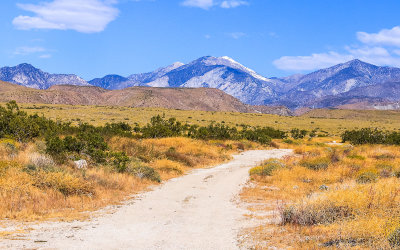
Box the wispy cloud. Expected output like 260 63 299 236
220 0 248 8
39 54 53 59
228 32 246 39
182 0 214 9
274 26 400 71
13 46 53 59
182 0 248 9
13 0 119 33
14 46 46 55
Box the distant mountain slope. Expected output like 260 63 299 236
4 58 400 110
91 58 400 109
88 75 129 90
308 82 400 109
90 56 278 105
0 63 90 89
275 60 400 108
0 80 291 115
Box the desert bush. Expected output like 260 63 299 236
128 161 161 183
342 128 400 145
108 151 130 173
374 153 395 160
0 101 71 142
356 170 378 184
29 153 55 171
136 115 285 144
388 227 400 248
291 128 308 139
250 159 285 176
347 154 366 160
341 128 386 145
45 135 66 163
282 203 353 225
140 115 185 138
33 171 94 196
165 147 194 167
63 136 84 153
153 159 184 174
102 122 132 137
283 139 294 144
394 170 400 178
300 157 331 171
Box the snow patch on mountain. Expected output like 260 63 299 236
0 63 90 89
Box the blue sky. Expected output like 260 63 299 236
1 0 400 80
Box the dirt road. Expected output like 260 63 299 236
0 149 292 250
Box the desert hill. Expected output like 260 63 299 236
0 81 292 115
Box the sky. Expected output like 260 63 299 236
1 0 400 80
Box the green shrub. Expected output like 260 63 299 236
108 151 130 173
347 154 366 160
137 115 286 144
374 153 396 160
63 136 84 153
283 139 294 144
388 228 400 248
250 159 285 176
291 128 308 139
394 170 400 178
341 128 386 145
300 157 331 170
165 148 194 167
128 163 161 183
282 203 353 225
342 128 400 145
356 170 378 184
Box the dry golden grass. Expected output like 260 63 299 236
0 136 252 222
241 139 400 249
11 103 400 135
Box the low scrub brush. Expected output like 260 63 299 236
249 159 285 176
300 157 331 171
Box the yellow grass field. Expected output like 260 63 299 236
13 103 400 135
2 102 400 249
241 138 400 249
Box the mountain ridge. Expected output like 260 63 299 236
0 80 293 115
2 58 400 110
0 63 90 89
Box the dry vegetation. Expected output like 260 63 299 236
0 137 256 221
241 137 400 249
2 102 400 248
12 103 400 135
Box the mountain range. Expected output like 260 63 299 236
0 80 292 115
1 57 400 110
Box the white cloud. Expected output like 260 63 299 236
182 0 214 9
14 46 46 55
357 26 400 47
228 32 246 39
274 26 400 71
39 54 52 59
274 52 354 71
13 0 119 33
182 0 248 9
220 0 248 8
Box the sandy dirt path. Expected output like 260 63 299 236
0 149 292 250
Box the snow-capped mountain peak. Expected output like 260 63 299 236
218 56 270 82
0 63 90 89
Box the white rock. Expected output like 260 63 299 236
74 160 88 170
